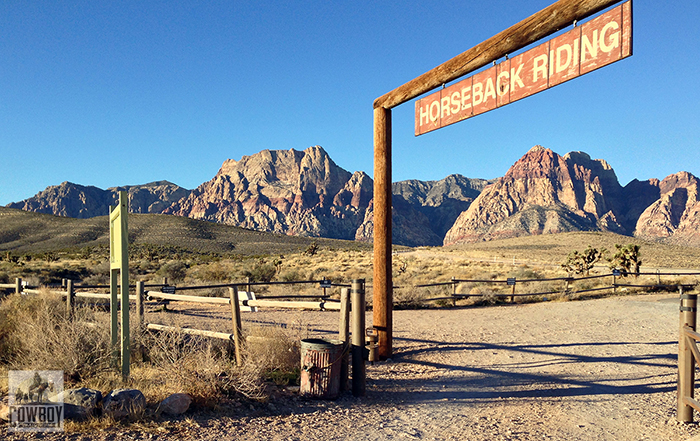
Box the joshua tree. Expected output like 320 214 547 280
561 245 607 276
609 244 642 277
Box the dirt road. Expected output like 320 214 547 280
5 293 700 440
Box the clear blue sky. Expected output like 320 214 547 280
1 1 698 206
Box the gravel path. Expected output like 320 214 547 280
5 293 700 440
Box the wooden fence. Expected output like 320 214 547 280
405 271 700 306
679 291 700 422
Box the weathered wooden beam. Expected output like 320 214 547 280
373 106 393 360
374 0 623 110
147 291 231 304
146 323 233 341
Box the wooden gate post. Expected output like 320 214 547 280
15 277 22 295
66 279 75 318
136 281 145 326
229 286 243 367
339 287 351 392
678 287 697 422
351 279 366 396
373 106 392 360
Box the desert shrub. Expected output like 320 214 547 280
279 269 305 283
394 287 430 309
157 261 189 283
244 260 277 283
142 327 266 406
197 262 232 282
0 291 113 380
510 268 544 280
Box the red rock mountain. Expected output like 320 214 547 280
445 146 633 244
634 172 700 246
165 146 367 239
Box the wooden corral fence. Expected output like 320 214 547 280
404 271 700 307
0 277 368 396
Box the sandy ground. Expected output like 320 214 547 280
5 293 700 440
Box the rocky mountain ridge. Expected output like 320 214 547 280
6 181 190 219
443 146 699 247
6 145 700 247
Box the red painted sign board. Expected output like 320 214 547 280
415 1 632 136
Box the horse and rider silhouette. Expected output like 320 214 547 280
14 372 55 404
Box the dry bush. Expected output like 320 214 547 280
139 322 267 407
0 290 113 381
245 326 300 386
394 287 431 308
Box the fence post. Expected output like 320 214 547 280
15 278 22 295
351 279 366 397
678 286 697 423
66 279 75 318
510 279 516 303
246 277 251 294
136 281 144 326
339 287 350 392
229 286 243 367
451 277 457 307
613 273 617 295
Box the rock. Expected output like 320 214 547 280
102 388 146 419
49 387 103 419
157 393 192 416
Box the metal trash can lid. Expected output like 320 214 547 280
301 338 343 350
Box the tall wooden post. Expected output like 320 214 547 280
678 288 697 423
136 281 145 326
66 279 75 318
339 287 351 392
351 279 366 397
15 277 22 295
373 106 392 360
229 286 243 367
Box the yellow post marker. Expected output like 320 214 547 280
110 191 130 380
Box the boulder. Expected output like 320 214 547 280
157 393 192 416
102 388 146 419
50 387 103 420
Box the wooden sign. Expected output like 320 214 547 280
415 1 632 135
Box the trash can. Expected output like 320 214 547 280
300 338 344 399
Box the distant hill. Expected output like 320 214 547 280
6 181 190 218
0 207 368 256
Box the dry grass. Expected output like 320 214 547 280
0 290 302 421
